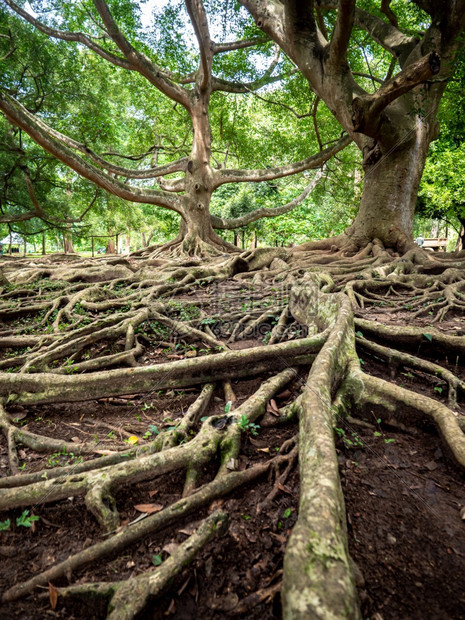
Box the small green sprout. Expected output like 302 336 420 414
16 510 39 528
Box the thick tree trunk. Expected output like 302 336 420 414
63 226 74 254
455 223 465 251
346 123 431 253
105 235 115 254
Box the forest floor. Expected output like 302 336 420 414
0 249 464 619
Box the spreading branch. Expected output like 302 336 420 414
0 92 185 214
212 36 268 54
2 0 133 70
352 51 440 135
185 0 212 91
329 0 356 66
214 134 351 187
211 170 324 229
92 0 190 108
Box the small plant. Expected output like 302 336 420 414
238 414 260 436
283 507 292 519
16 510 39 528
0 519 11 531
152 554 163 566
334 427 364 449
143 425 160 440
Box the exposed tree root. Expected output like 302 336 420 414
1 246 465 619
57 510 228 620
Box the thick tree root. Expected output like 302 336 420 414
282 278 361 619
2 452 292 603
57 510 228 620
1 248 465 618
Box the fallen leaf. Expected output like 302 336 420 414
49 583 58 610
257 447 270 454
460 506 465 520
163 542 179 555
269 398 279 413
134 503 163 514
71 436 80 443
127 435 139 445
277 482 292 495
148 489 159 498
11 411 27 421
266 401 280 416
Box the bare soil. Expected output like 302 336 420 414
0 360 464 619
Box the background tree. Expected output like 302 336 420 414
240 0 465 252
0 0 350 256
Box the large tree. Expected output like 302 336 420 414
240 0 465 252
0 0 350 256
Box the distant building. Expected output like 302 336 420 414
0 233 28 254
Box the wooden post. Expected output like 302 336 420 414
115 234 119 254
91 237 95 257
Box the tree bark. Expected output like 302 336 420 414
105 233 115 254
63 225 74 253
346 120 431 252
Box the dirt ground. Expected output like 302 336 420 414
0 265 465 619
1 360 465 619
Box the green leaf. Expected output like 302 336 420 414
423 333 433 342
16 510 39 528
152 554 163 566
373 431 382 437
283 507 292 519
224 400 232 413
355 331 364 338
0 519 11 531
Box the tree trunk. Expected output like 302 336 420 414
346 124 431 253
63 225 74 254
106 235 115 254
455 223 465 251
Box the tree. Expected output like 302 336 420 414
0 0 350 256
240 0 465 252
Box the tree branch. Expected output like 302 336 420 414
329 0 356 66
353 6 419 64
214 134 351 187
185 0 212 91
157 178 186 193
212 46 290 94
212 36 268 54
352 51 440 135
381 0 399 28
211 170 324 229
2 0 133 70
92 0 190 107
1 90 188 179
0 92 185 214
